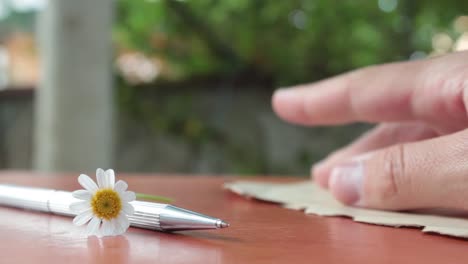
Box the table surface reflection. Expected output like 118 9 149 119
1 171 467 264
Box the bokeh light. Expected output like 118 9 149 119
454 33 468 51
289 10 307 30
432 33 453 53
378 0 398 13
116 52 160 84
409 51 427 60
454 16 468 33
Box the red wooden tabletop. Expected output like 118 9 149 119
1 171 467 264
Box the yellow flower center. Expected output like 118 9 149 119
91 189 122 220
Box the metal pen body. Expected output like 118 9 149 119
0 184 228 232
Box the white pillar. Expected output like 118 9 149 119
34 0 114 172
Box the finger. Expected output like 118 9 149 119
327 128 468 211
313 122 438 188
272 52 468 132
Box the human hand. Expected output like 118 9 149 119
272 51 468 211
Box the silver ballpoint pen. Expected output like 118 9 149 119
0 184 229 232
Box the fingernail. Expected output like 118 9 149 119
312 160 325 173
329 161 364 205
272 88 303 118
311 161 329 188
274 88 302 104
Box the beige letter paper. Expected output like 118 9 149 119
225 181 468 238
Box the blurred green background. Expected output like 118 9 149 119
0 0 467 176
115 0 467 84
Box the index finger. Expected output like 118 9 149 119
272 53 468 130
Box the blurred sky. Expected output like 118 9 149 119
0 0 46 18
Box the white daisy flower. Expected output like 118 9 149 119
70 168 136 237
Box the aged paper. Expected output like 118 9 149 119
225 181 468 238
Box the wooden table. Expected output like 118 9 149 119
1 171 468 263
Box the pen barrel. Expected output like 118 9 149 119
0 184 54 212
0 184 83 216
0 185 225 231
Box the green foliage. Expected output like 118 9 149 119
115 0 468 87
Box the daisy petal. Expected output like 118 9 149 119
101 220 115 236
122 203 135 215
72 210 93 226
86 216 101 236
117 226 125 236
78 174 98 193
96 168 106 189
114 180 128 193
118 213 130 231
106 169 115 189
110 218 124 235
121 191 136 202
69 201 90 213
113 223 125 236
111 219 122 236
72 190 92 200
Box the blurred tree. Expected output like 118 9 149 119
115 0 468 87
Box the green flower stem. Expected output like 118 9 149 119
136 193 174 203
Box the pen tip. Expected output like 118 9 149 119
219 220 230 228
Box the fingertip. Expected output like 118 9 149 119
312 162 331 189
329 168 361 205
272 88 308 124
